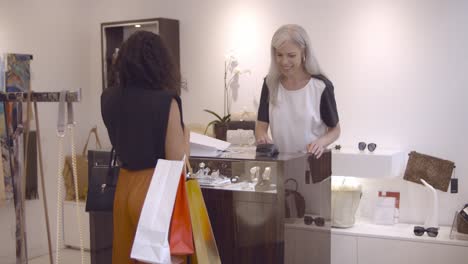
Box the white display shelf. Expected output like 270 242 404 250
285 219 468 247
331 148 406 178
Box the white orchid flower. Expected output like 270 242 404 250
233 67 251 75
222 50 251 116
225 50 238 61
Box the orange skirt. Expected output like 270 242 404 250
112 167 153 264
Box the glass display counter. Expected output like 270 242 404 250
87 148 331 264
189 147 313 264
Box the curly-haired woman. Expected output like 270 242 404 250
101 31 188 264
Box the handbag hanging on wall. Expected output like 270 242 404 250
63 126 102 201
85 148 119 212
403 151 455 192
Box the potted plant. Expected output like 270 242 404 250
203 51 249 141
203 109 231 140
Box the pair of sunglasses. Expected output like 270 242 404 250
304 216 325 226
358 142 377 152
413 226 438 237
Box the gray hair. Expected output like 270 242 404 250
266 24 321 104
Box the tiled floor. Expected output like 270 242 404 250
28 248 90 264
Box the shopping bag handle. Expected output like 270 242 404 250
104 148 118 187
185 158 193 177
284 178 299 192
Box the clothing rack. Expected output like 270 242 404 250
0 90 80 102
0 90 81 264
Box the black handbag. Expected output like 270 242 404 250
85 148 120 212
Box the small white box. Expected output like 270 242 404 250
373 197 396 225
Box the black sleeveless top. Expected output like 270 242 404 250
101 86 184 170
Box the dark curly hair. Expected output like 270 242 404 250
115 31 181 95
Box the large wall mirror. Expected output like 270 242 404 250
101 18 180 90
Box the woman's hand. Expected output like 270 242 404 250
307 124 341 158
307 139 326 158
255 121 272 144
256 134 272 145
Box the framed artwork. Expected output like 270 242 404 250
3 53 37 200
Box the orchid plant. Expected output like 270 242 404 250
204 51 250 136
224 51 251 116
203 109 231 135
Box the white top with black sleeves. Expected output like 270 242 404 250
257 75 339 153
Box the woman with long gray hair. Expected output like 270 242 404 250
256 24 340 158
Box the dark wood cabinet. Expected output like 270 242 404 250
87 150 114 264
201 189 283 264
89 212 113 264
202 189 236 263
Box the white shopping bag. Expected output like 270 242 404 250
130 158 185 264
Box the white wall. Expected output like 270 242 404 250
0 0 93 262
86 0 468 226
1 0 467 261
